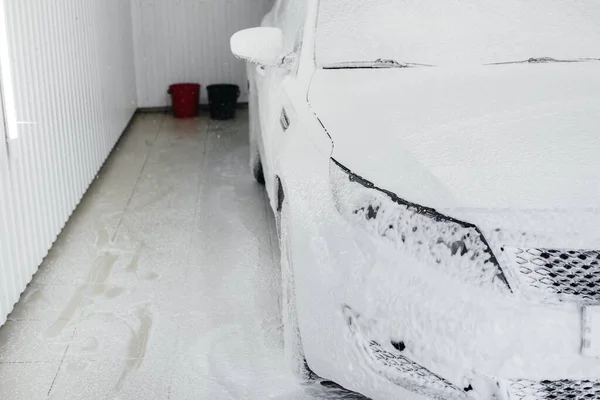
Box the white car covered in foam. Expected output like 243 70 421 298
230 1 600 399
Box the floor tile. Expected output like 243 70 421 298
64 304 176 362
0 320 73 363
0 362 61 400
8 284 85 322
48 358 171 400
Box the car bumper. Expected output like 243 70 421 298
282 158 600 400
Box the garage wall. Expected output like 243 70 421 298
0 0 137 325
131 0 274 107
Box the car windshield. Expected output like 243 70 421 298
316 0 600 68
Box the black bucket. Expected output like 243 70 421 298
207 84 240 120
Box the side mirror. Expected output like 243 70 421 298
230 27 284 67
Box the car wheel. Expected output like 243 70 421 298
250 142 265 185
279 202 317 382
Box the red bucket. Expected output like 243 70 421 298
169 83 201 119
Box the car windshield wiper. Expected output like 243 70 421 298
323 58 433 70
488 56 600 66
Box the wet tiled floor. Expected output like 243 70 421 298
0 111 362 399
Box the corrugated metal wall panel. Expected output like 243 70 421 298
0 0 137 326
0 81 13 321
132 0 274 107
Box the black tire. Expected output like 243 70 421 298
252 155 265 185
252 158 265 185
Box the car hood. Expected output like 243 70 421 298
309 64 600 243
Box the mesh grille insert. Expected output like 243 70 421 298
365 341 468 400
509 379 600 400
509 248 600 304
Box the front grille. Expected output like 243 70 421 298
507 248 600 304
509 379 600 400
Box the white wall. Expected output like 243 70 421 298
132 0 274 107
0 0 137 325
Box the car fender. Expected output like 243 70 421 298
266 76 333 212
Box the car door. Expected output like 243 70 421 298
254 0 308 185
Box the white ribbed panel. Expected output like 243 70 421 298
132 0 274 107
0 0 137 325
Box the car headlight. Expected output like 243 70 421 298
329 158 511 292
